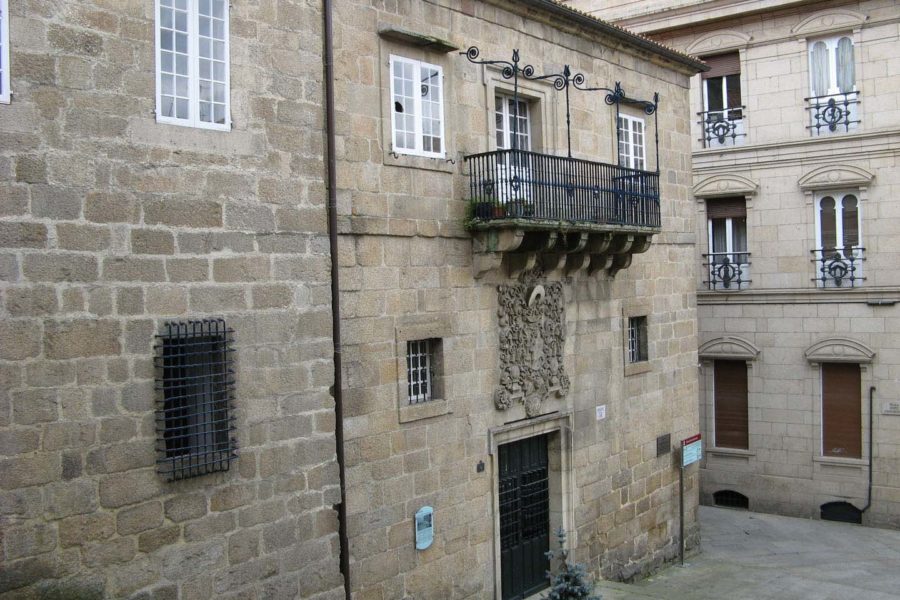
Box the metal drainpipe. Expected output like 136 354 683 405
861 386 876 515
323 1 352 597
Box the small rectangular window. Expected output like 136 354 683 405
714 360 749 449
627 317 648 363
390 56 445 158
155 318 236 480
0 0 10 104
700 53 744 147
155 0 230 130
406 339 436 404
617 114 645 170
822 363 861 458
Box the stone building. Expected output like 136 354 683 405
0 1 344 598
572 0 900 528
1 0 705 599
331 0 704 597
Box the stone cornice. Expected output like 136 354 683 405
692 174 758 198
699 336 760 360
805 337 875 364
685 30 752 55
790 8 868 37
798 164 874 192
697 287 900 305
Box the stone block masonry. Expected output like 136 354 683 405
0 1 344 598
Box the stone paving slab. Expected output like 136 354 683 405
594 506 900 599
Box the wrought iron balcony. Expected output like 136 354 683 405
464 149 659 278
465 149 659 228
699 108 745 148
812 247 865 288
702 252 751 290
806 92 860 136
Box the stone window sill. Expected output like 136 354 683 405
813 455 866 469
399 398 451 423
624 361 652 377
707 447 754 459
384 151 456 174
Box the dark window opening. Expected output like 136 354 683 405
821 501 862 524
713 490 749 510
155 318 236 481
628 316 648 363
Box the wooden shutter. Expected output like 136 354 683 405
702 52 741 79
707 198 746 219
714 360 749 449
822 363 861 458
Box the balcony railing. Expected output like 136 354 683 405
702 252 751 290
699 108 745 148
812 247 865 288
464 149 660 229
806 92 860 136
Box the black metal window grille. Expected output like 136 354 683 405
155 318 236 481
713 490 749 510
806 92 860 135
406 339 435 404
699 107 746 147
628 316 648 363
812 247 865 288
703 252 751 290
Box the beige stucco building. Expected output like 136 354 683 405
573 0 900 528
1 0 705 598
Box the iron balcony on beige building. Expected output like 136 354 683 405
573 0 900 529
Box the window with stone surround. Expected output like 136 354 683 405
155 318 237 480
713 360 748 450
814 190 863 287
0 0 10 104
396 317 451 422
627 316 648 364
155 0 230 130
617 114 645 170
390 55 445 158
821 362 861 458
807 34 858 135
700 52 744 147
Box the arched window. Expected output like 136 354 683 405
713 490 749 510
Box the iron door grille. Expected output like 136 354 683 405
154 319 237 480
499 434 550 600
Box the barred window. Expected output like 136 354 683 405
627 316 648 363
155 319 236 480
0 0 10 104
155 0 230 130
406 339 436 404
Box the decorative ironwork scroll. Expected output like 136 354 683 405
494 277 569 417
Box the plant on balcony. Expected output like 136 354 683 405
543 529 601 600
465 196 502 228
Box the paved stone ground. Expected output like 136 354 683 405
595 505 900 599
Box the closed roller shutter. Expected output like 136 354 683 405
714 360 749 449
822 363 861 458
702 52 741 79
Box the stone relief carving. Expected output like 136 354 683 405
798 164 874 191
693 174 758 199
494 272 569 417
699 336 760 360
791 9 867 36
805 337 875 363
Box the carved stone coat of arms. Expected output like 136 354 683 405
494 280 570 417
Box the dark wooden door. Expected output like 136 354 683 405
822 363 861 458
499 435 550 600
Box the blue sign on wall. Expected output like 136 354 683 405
415 506 434 550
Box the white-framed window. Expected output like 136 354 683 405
0 0 10 104
617 114 645 170
627 316 648 364
155 0 230 130
406 339 436 404
706 198 749 290
815 191 863 287
701 53 744 147
809 35 855 97
495 95 531 151
390 55 445 158
808 34 857 135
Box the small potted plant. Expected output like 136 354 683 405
543 529 601 600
